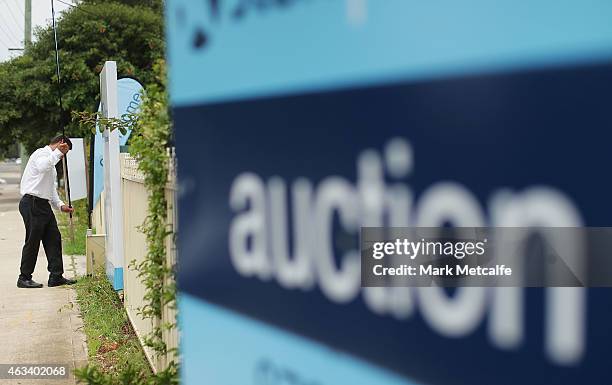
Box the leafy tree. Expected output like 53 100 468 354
0 1 164 152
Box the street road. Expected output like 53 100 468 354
0 161 21 213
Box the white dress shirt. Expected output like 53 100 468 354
20 145 65 210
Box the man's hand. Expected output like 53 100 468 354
58 142 70 155
60 205 74 213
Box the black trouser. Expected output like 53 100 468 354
18 195 64 280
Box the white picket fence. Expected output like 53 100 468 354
91 152 178 372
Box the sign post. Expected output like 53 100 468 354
99 61 124 290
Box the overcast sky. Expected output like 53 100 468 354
0 0 71 62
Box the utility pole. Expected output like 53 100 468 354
19 0 32 172
25 0 31 46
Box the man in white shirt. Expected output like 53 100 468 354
17 135 78 288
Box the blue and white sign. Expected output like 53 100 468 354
167 1 612 384
92 77 144 207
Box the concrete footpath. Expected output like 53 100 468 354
0 162 87 385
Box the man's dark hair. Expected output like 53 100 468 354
49 135 73 150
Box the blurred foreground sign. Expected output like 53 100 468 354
167 1 612 384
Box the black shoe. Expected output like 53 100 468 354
17 278 43 288
48 276 77 287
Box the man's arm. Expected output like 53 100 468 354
52 181 73 213
33 148 63 174
50 180 66 211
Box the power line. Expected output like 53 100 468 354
55 0 76 9
55 0 98 18
0 29 15 46
0 11 21 43
2 0 23 35
0 19 20 46
55 0 74 7
1 0 104 59
0 36 10 50
11 0 25 18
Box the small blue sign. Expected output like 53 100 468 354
92 77 144 207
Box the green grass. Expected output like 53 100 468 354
58 199 88 255
74 271 152 381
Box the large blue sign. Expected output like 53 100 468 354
167 1 612 384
